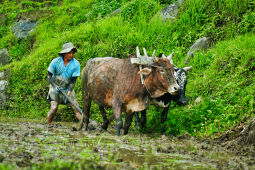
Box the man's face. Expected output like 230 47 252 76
64 50 74 61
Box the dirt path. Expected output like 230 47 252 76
0 118 255 169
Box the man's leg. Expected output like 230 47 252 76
46 101 59 123
70 99 82 120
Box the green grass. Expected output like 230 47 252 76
0 0 255 136
147 33 255 136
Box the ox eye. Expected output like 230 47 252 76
159 69 165 74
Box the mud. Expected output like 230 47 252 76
0 118 255 169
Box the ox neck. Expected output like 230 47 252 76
143 79 152 97
143 77 167 98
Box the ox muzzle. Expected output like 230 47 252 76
176 97 188 106
168 83 180 95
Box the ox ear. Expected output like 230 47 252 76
183 66 192 71
138 67 152 76
167 51 174 65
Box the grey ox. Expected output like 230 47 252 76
79 47 180 135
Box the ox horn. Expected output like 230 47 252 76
167 51 174 64
152 50 158 62
162 54 167 58
143 48 148 57
136 46 141 57
183 66 192 71
152 50 156 58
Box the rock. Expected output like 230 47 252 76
109 0 135 16
0 72 4 80
0 80 8 104
0 48 9 66
159 4 179 22
0 80 8 91
195 96 203 105
190 37 211 52
240 120 255 144
153 0 186 22
186 37 211 64
110 8 122 16
12 19 37 39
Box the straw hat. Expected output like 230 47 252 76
58 42 77 55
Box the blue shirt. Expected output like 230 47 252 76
48 56 80 78
48 56 80 89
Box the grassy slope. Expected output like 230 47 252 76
147 34 255 136
0 0 254 136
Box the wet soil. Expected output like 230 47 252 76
0 118 255 169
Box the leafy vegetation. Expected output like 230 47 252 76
0 0 254 137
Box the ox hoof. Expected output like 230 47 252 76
135 122 142 131
124 130 128 135
101 120 109 130
116 128 122 136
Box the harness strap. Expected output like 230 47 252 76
141 64 176 97
144 79 152 96
139 65 144 84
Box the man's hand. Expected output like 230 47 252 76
67 91 72 96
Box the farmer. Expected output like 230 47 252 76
46 42 82 123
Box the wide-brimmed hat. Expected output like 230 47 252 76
58 42 78 55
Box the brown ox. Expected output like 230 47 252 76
80 47 180 135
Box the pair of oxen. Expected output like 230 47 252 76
77 47 192 136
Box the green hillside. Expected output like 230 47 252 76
0 0 254 136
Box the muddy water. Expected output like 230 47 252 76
0 119 254 169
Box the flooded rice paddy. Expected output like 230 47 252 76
0 118 255 169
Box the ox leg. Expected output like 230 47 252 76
134 112 142 130
113 100 123 136
83 96 91 131
161 106 170 135
99 106 109 130
108 114 115 125
124 113 134 135
141 110 147 129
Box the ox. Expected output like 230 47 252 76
134 53 192 134
105 53 192 134
80 47 180 135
